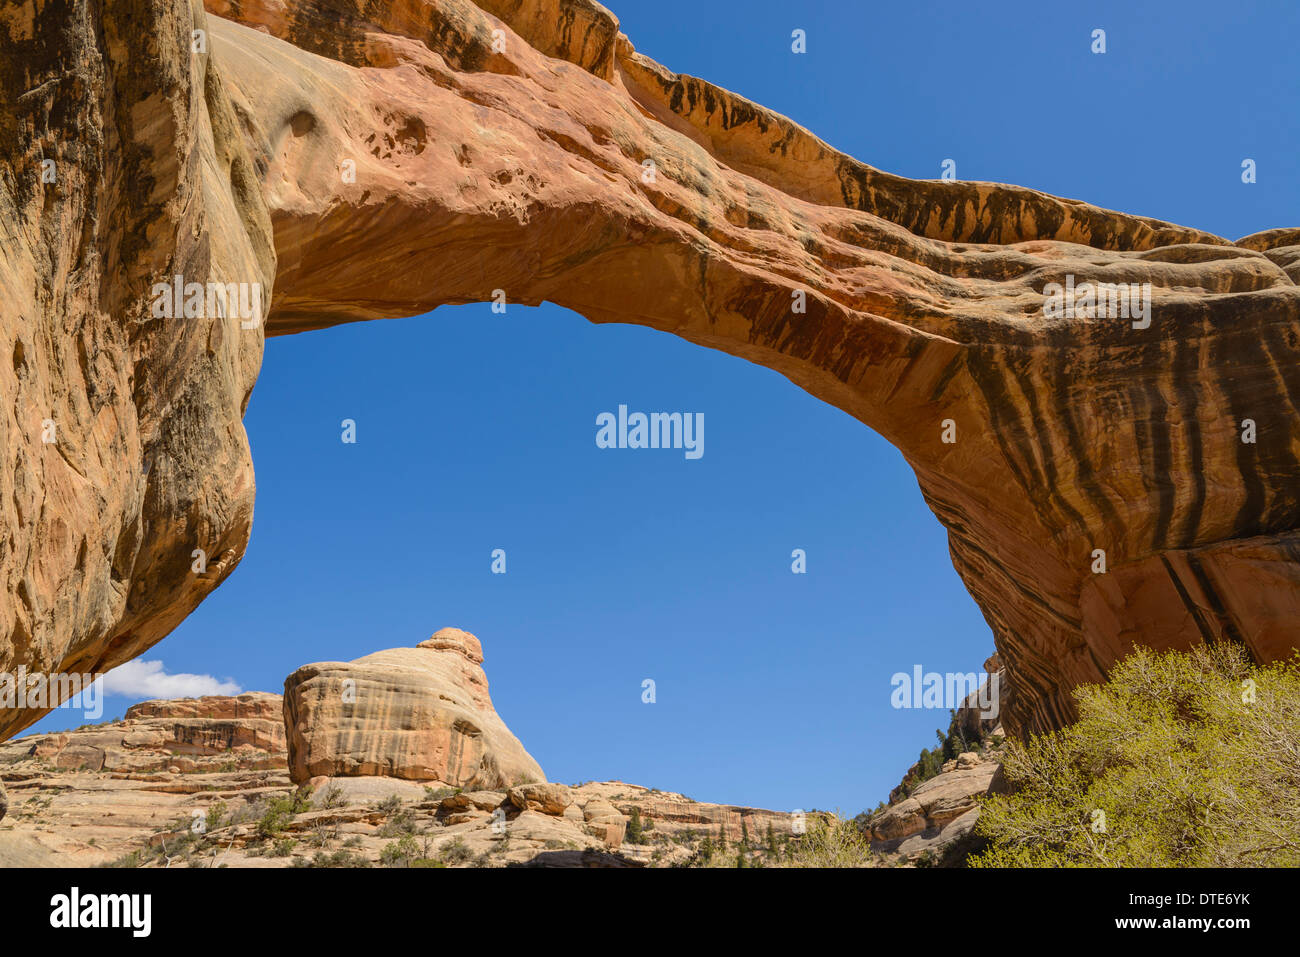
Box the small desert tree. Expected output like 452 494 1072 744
625 807 644 845
972 644 1300 867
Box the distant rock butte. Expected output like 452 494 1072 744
1 692 286 778
1 0 1297 742
125 692 283 724
283 628 545 789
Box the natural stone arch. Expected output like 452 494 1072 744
1 0 1297 749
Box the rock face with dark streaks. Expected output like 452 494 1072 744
0 0 272 742
283 628 545 788
0 692 286 775
1 0 1297 740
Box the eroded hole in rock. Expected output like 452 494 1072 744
289 110 316 137
395 116 427 155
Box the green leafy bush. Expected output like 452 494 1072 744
625 807 644 845
295 850 371 868
380 835 421 866
205 800 228 832
256 785 314 838
973 645 1300 867
768 814 873 868
440 838 473 864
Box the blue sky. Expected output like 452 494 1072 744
34 0 1299 814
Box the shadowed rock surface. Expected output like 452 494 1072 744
1 0 1297 741
0 0 273 741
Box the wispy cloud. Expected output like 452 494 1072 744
94 660 242 700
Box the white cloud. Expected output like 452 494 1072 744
94 659 242 700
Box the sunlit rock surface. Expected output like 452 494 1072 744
1 0 1297 740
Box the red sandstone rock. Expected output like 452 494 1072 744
0 0 1296 742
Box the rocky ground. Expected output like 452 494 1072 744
0 695 807 868
862 657 1010 865
0 696 1007 868
0 634 1009 867
866 736 1006 866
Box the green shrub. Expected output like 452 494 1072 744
296 850 371 868
973 645 1300 868
256 785 314 838
625 807 644 845
205 800 228 832
256 803 292 838
770 814 873 868
440 838 473 864
378 808 419 837
380 835 420 867
286 784 315 813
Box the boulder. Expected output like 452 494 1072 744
506 783 574 815
583 820 626 848
440 790 507 813
582 798 622 823
871 761 1000 857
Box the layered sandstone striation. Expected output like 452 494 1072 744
1 0 1297 740
871 750 1003 864
283 628 544 788
0 692 286 777
0 693 288 863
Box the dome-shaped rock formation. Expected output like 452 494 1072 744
283 628 544 789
